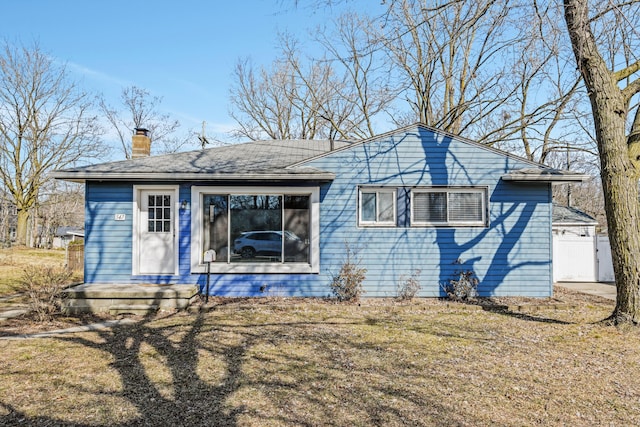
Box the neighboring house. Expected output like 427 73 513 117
0 193 17 244
51 226 85 249
52 124 587 298
552 204 614 282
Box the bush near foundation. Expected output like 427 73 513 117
330 245 366 303
20 265 71 321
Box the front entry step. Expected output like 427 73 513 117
109 304 159 316
62 284 199 314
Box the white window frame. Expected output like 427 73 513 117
410 187 488 227
358 187 397 227
190 186 320 274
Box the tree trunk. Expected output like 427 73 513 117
15 208 29 247
564 0 640 324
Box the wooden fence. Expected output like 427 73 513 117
66 243 84 272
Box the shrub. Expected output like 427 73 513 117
330 245 366 302
397 269 422 301
442 263 479 301
20 265 72 321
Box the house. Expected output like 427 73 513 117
552 204 614 282
51 226 85 249
0 193 17 245
52 124 588 298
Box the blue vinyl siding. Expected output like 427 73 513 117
84 126 553 297
84 182 134 283
303 126 553 297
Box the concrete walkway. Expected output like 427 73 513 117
0 318 138 340
555 282 616 301
0 293 28 322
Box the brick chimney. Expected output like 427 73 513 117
131 128 151 159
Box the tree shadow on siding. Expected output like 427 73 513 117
416 128 551 297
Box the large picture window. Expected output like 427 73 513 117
358 187 396 226
191 186 319 273
411 188 487 226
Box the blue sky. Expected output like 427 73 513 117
2 0 379 150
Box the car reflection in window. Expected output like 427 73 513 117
232 231 308 262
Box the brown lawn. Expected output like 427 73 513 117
0 288 638 426
0 247 82 297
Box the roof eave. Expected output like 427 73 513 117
51 171 336 183
553 221 598 226
501 174 591 183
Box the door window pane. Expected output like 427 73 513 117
147 194 171 233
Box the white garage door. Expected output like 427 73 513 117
553 232 597 282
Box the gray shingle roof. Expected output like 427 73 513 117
52 139 351 183
52 123 590 185
552 204 598 225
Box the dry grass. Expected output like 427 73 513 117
1 288 638 426
0 247 82 297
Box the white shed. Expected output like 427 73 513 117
552 204 599 282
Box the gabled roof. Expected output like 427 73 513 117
52 123 589 184
52 139 351 183
552 204 598 226
292 123 589 183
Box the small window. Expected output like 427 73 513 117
411 188 486 226
359 188 396 226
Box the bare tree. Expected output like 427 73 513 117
311 12 396 139
372 0 589 164
229 56 322 140
229 21 393 142
477 2 590 163
563 0 640 324
100 86 195 158
36 181 84 248
233 1 592 166
378 0 518 134
0 41 105 246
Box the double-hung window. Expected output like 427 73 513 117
411 188 487 226
358 187 396 226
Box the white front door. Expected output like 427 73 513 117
138 189 177 275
